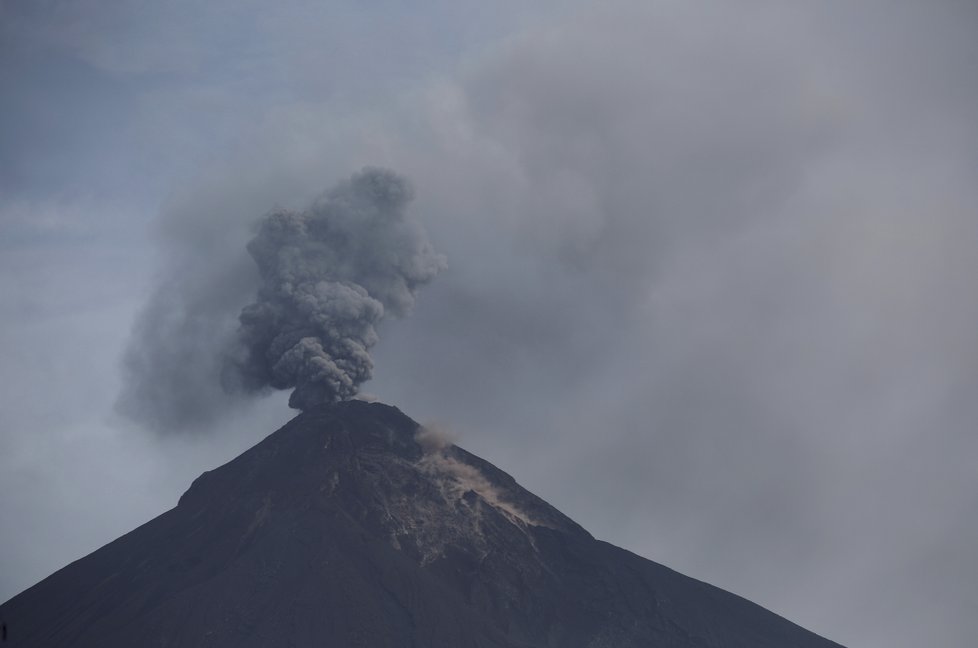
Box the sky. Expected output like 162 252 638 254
1 1 977 645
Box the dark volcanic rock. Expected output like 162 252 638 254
0 401 844 647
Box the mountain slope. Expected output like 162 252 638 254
0 401 844 647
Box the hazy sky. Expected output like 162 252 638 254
2 1 977 646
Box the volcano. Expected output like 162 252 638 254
0 401 843 647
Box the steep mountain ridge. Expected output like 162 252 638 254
0 401 844 647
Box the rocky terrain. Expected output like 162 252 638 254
0 401 844 647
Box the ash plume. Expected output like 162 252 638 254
230 168 445 409
118 167 444 430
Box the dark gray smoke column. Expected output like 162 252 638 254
231 167 445 410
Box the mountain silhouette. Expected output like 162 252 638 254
0 401 843 647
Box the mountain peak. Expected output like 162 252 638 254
1 402 843 648
179 400 587 548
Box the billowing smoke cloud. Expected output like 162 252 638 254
229 167 445 409
119 167 444 430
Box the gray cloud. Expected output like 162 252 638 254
232 168 445 409
118 168 443 430
365 2 978 646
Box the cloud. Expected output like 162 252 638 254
118 167 444 431
232 168 445 409
362 2 978 645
